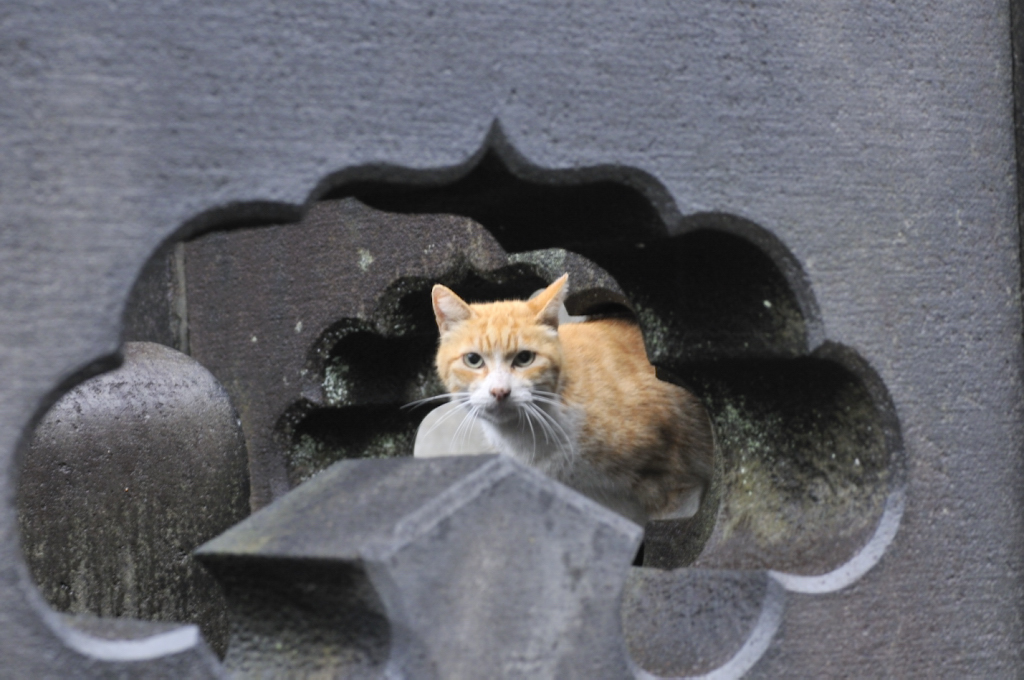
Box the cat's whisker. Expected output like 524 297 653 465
456 408 474 451
524 403 559 448
449 406 473 449
531 392 565 408
528 392 565 408
529 396 564 409
520 405 538 460
522 403 574 476
401 393 461 410
470 408 484 450
528 403 574 455
521 404 545 443
537 410 558 446
531 390 563 400
419 398 469 429
451 405 482 454
419 399 473 439
462 407 484 452
515 408 533 455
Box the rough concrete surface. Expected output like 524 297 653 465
0 0 1021 677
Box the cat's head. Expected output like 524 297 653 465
431 274 568 424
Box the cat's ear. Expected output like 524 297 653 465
432 284 474 333
531 274 569 330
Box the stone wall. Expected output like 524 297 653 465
1 1 1021 676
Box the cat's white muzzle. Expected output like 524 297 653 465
476 397 519 424
472 383 532 425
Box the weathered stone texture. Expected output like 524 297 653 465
197 455 643 679
18 342 250 657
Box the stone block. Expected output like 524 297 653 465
197 455 643 679
18 342 250 656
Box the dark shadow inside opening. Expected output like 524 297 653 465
329 150 666 253
673 357 889 574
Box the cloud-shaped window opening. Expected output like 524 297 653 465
293 136 905 675
21 127 905 678
306 137 903 578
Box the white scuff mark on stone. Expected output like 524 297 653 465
358 248 375 271
295 321 303 333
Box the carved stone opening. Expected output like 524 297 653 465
16 135 903 677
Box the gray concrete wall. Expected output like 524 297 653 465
1 0 1020 676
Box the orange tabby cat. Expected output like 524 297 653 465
430 274 714 525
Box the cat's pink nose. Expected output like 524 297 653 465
490 387 510 402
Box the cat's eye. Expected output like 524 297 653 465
512 350 535 368
463 352 484 368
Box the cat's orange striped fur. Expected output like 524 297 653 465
430 274 714 525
